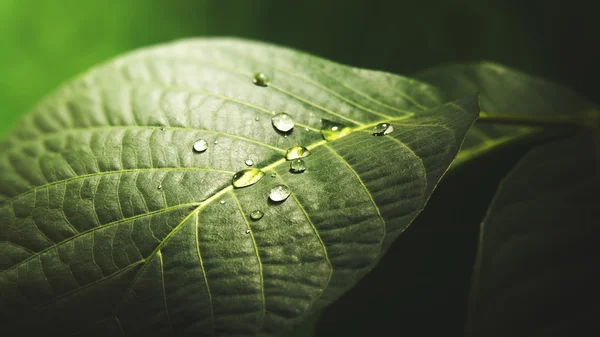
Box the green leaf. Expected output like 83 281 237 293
466 132 599 337
415 62 596 168
0 38 478 337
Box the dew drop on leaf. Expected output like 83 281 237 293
271 173 277 178
220 200 225 204
285 146 310 160
157 184 162 190
232 168 265 188
250 210 264 221
290 159 307 173
252 72 269 86
193 139 208 153
161 126 166 131
245 159 254 166
255 117 260 122
269 184 291 202
320 119 351 141
272 112 295 132
214 140 219 144
245 229 251 234
372 123 394 136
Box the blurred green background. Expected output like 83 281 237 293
1 1 597 336
1 0 597 137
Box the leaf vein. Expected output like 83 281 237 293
229 191 266 331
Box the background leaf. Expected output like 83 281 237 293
466 131 599 337
415 62 596 168
0 39 478 337
310 63 597 336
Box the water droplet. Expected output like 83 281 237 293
161 126 166 131
193 139 208 153
253 72 269 87
320 119 352 141
245 159 254 166
232 168 265 188
290 159 307 173
372 123 394 136
285 146 310 160
255 117 260 122
220 200 225 204
271 173 277 178
269 185 291 202
245 229 251 234
157 184 162 190
214 140 219 144
272 112 294 133
250 210 264 221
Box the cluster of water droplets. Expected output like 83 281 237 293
161 71 395 228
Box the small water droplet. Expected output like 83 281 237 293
245 159 254 166
269 185 291 202
161 126 166 131
372 123 394 136
250 210 264 221
193 139 208 153
157 184 162 190
272 112 295 132
255 117 260 122
320 119 352 141
220 200 225 204
290 159 307 173
285 146 310 160
214 140 219 144
232 168 265 188
271 173 277 178
253 72 269 87
245 229 251 234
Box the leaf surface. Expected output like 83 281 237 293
415 62 596 168
466 132 600 336
0 38 478 337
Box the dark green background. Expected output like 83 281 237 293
1 1 597 336
1 0 597 137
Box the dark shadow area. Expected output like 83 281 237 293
314 136 550 336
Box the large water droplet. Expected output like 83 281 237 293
290 159 307 173
320 119 352 141
285 146 310 160
193 139 208 153
372 123 394 136
269 185 291 202
245 159 254 166
272 112 294 132
253 72 269 87
232 168 265 188
250 210 264 221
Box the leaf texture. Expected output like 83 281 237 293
0 38 478 337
